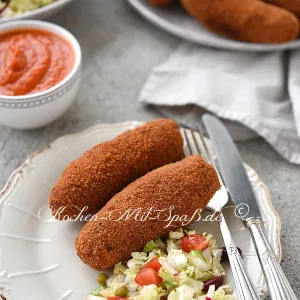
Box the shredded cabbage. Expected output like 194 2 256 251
213 289 237 300
88 228 236 300
139 285 160 300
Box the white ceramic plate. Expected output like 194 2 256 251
127 0 300 52
0 0 75 23
0 121 281 300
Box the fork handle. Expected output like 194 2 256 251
246 218 297 300
219 215 260 300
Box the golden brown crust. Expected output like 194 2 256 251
75 155 220 270
148 0 173 7
265 0 300 18
180 0 299 43
49 119 184 220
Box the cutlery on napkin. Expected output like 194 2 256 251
139 42 300 164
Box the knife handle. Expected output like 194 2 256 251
247 218 297 300
219 214 260 300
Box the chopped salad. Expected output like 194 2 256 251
87 228 237 300
0 0 56 17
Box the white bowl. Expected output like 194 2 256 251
0 20 81 130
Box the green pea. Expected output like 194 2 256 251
97 273 108 285
115 286 128 297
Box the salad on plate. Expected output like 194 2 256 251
87 228 237 300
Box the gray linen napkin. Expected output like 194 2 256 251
139 42 300 164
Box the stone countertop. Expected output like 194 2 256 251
0 0 299 297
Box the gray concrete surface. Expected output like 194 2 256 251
0 0 299 298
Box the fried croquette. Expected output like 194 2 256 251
49 119 184 220
180 0 299 43
265 0 300 18
75 155 220 270
148 0 173 6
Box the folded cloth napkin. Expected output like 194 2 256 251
139 42 300 164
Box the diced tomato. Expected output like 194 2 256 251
142 257 162 273
135 268 163 286
181 234 209 253
107 297 127 300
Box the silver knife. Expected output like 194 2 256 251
202 113 297 300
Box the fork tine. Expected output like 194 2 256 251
190 130 202 156
184 126 215 168
196 124 225 182
184 126 211 164
195 124 215 165
182 129 193 157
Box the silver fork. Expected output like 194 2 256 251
183 127 260 300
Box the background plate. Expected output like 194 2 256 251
0 121 281 299
127 0 300 52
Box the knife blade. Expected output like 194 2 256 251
202 114 260 222
202 113 297 300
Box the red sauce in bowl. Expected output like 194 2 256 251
0 29 75 96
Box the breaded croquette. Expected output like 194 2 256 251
180 0 299 43
49 119 184 220
265 0 300 18
148 0 173 7
75 155 220 270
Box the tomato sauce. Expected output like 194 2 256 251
0 29 75 96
